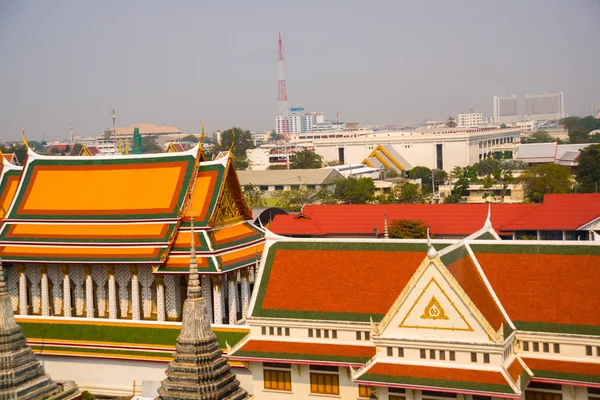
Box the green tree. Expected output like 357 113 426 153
334 177 375 204
569 129 589 144
443 166 472 203
272 188 316 212
387 181 426 204
474 158 500 177
521 130 555 144
243 184 266 208
213 127 255 158
519 164 571 203
575 144 600 193
269 130 278 142
234 157 249 170
579 116 600 132
446 117 457 128
142 135 162 153
389 219 429 239
499 159 527 170
69 143 83 156
290 149 323 169
408 166 432 192
561 116 584 133
500 123 507 129
181 134 198 143
325 159 341 167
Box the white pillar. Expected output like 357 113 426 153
85 266 94 318
19 266 27 315
41 266 50 316
241 268 250 320
212 275 223 325
228 272 238 325
201 275 213 323
61 266 71 318
130 266 140 320
107 266 117 319
156 276 165 322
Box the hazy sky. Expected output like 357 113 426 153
1 0 599 141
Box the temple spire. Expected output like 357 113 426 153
187 191 201 299
383 210 389 239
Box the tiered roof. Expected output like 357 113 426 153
0 144 263 270
362 144 413 172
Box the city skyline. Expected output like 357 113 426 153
1 0 599 141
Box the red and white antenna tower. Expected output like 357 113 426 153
277 32 290 169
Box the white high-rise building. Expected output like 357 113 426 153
524 92 565 121
492 95 520 123
457 112 483 127
590 100 600 117
276 111 325 134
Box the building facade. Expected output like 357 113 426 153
524 92 565 121
458 112 483 127
493 95 520 124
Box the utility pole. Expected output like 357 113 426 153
112 109 117 154
277 33 290 169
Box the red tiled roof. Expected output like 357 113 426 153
356 362 517 396
87 146 100 155
523 358 600 386
475 252 600 329
270 204 539 236
258 245 425 321
507 358 526 383
501 194 600 231
446 251 506 331
4 153 16 163
228 339 375 366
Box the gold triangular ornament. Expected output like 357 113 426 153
420 296 449 320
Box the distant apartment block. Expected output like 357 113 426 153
591 100 600 117
524 92 565 121
457 112 483 127
492 95 520 123
276 110 325 135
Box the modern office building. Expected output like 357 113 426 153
493 95 520 123
457 112 483 127
276 110 325 135
524 92 565 121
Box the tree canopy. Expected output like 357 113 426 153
290 149 323 169
242 184 266 208
142 135 162 153
386 181 427 204
560 116 600 144
521 130 555 144
389 219 429 239
519 163 571 203
334 177 375 204
181 134 198 143
212 127 255 158
446 117 457 128
272 188 315 212
575 144 600 193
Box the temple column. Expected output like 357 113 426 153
40 265 50 316
19 266 27 315
85 266 94 318
228 272 238 325
107 266 117 319
61 265 72 317
130 266 140 320
156 276 165 322
240 268 250 320
201 275 213 323
212 275 223 324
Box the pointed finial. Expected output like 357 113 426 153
484 203 492 229
369 316 379 335
0 149 4 163
0 258 6 295
187 187 202 299
22 128 29 149
229 130 236 153
383 210 389 239
427 228 437 259
200 121 205 142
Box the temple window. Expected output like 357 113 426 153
553 343 560 353
597 347 600 356
261 326 266 335
358 385 371 399
543 343 550 353
422 389 457 399
387 347 393 357
263 362 292 392
533 342 539 352
332 330 337 339
269 327 274 335
526 381 562 400
308 328 313 337
316 329 321 338
523 341 530 351
389 387 406 400
449 351 456 361
586 346 593 356
285 327 290 336
398 347 404 357
430 350 436 359
471 352 478 362
589 387 600 400
324 330 329 338
365 331 370 340
439 350 445 360
356 331 362 340
483 353 490 363
420 349 426 359
277 327 282 336
309 365 339 396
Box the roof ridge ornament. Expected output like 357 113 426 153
229 129 236 154
0 149 4 163
484 203 492 229
427 228 437 259
22 128 29 149
383 210 389 239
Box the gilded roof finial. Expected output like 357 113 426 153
22 128 29 149
427 228 437 259
229 130 236 153
0 149 4 163
383 210 389 239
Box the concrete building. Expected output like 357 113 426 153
493 95 520 123
276 111 326 135
457 112 483 127
237 168 344 197
591 100 600 117
100 123 182 150
524 92 565 121
313 127 521 172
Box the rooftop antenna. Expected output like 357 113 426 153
69 124 74 145
112 109 117 154
277 32 290 170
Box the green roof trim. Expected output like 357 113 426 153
192 162 226 226
30 344 174 360
530 369 600 386
2 247 167 263
470 243 600 256
210 222 264 251
18 321 248 350
358 373 515 395
440 244 470 266
473 231 498 241
10 154 197 220
170 230 211 252
514 321 600 336
232 350 371 365
252 241 445 322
